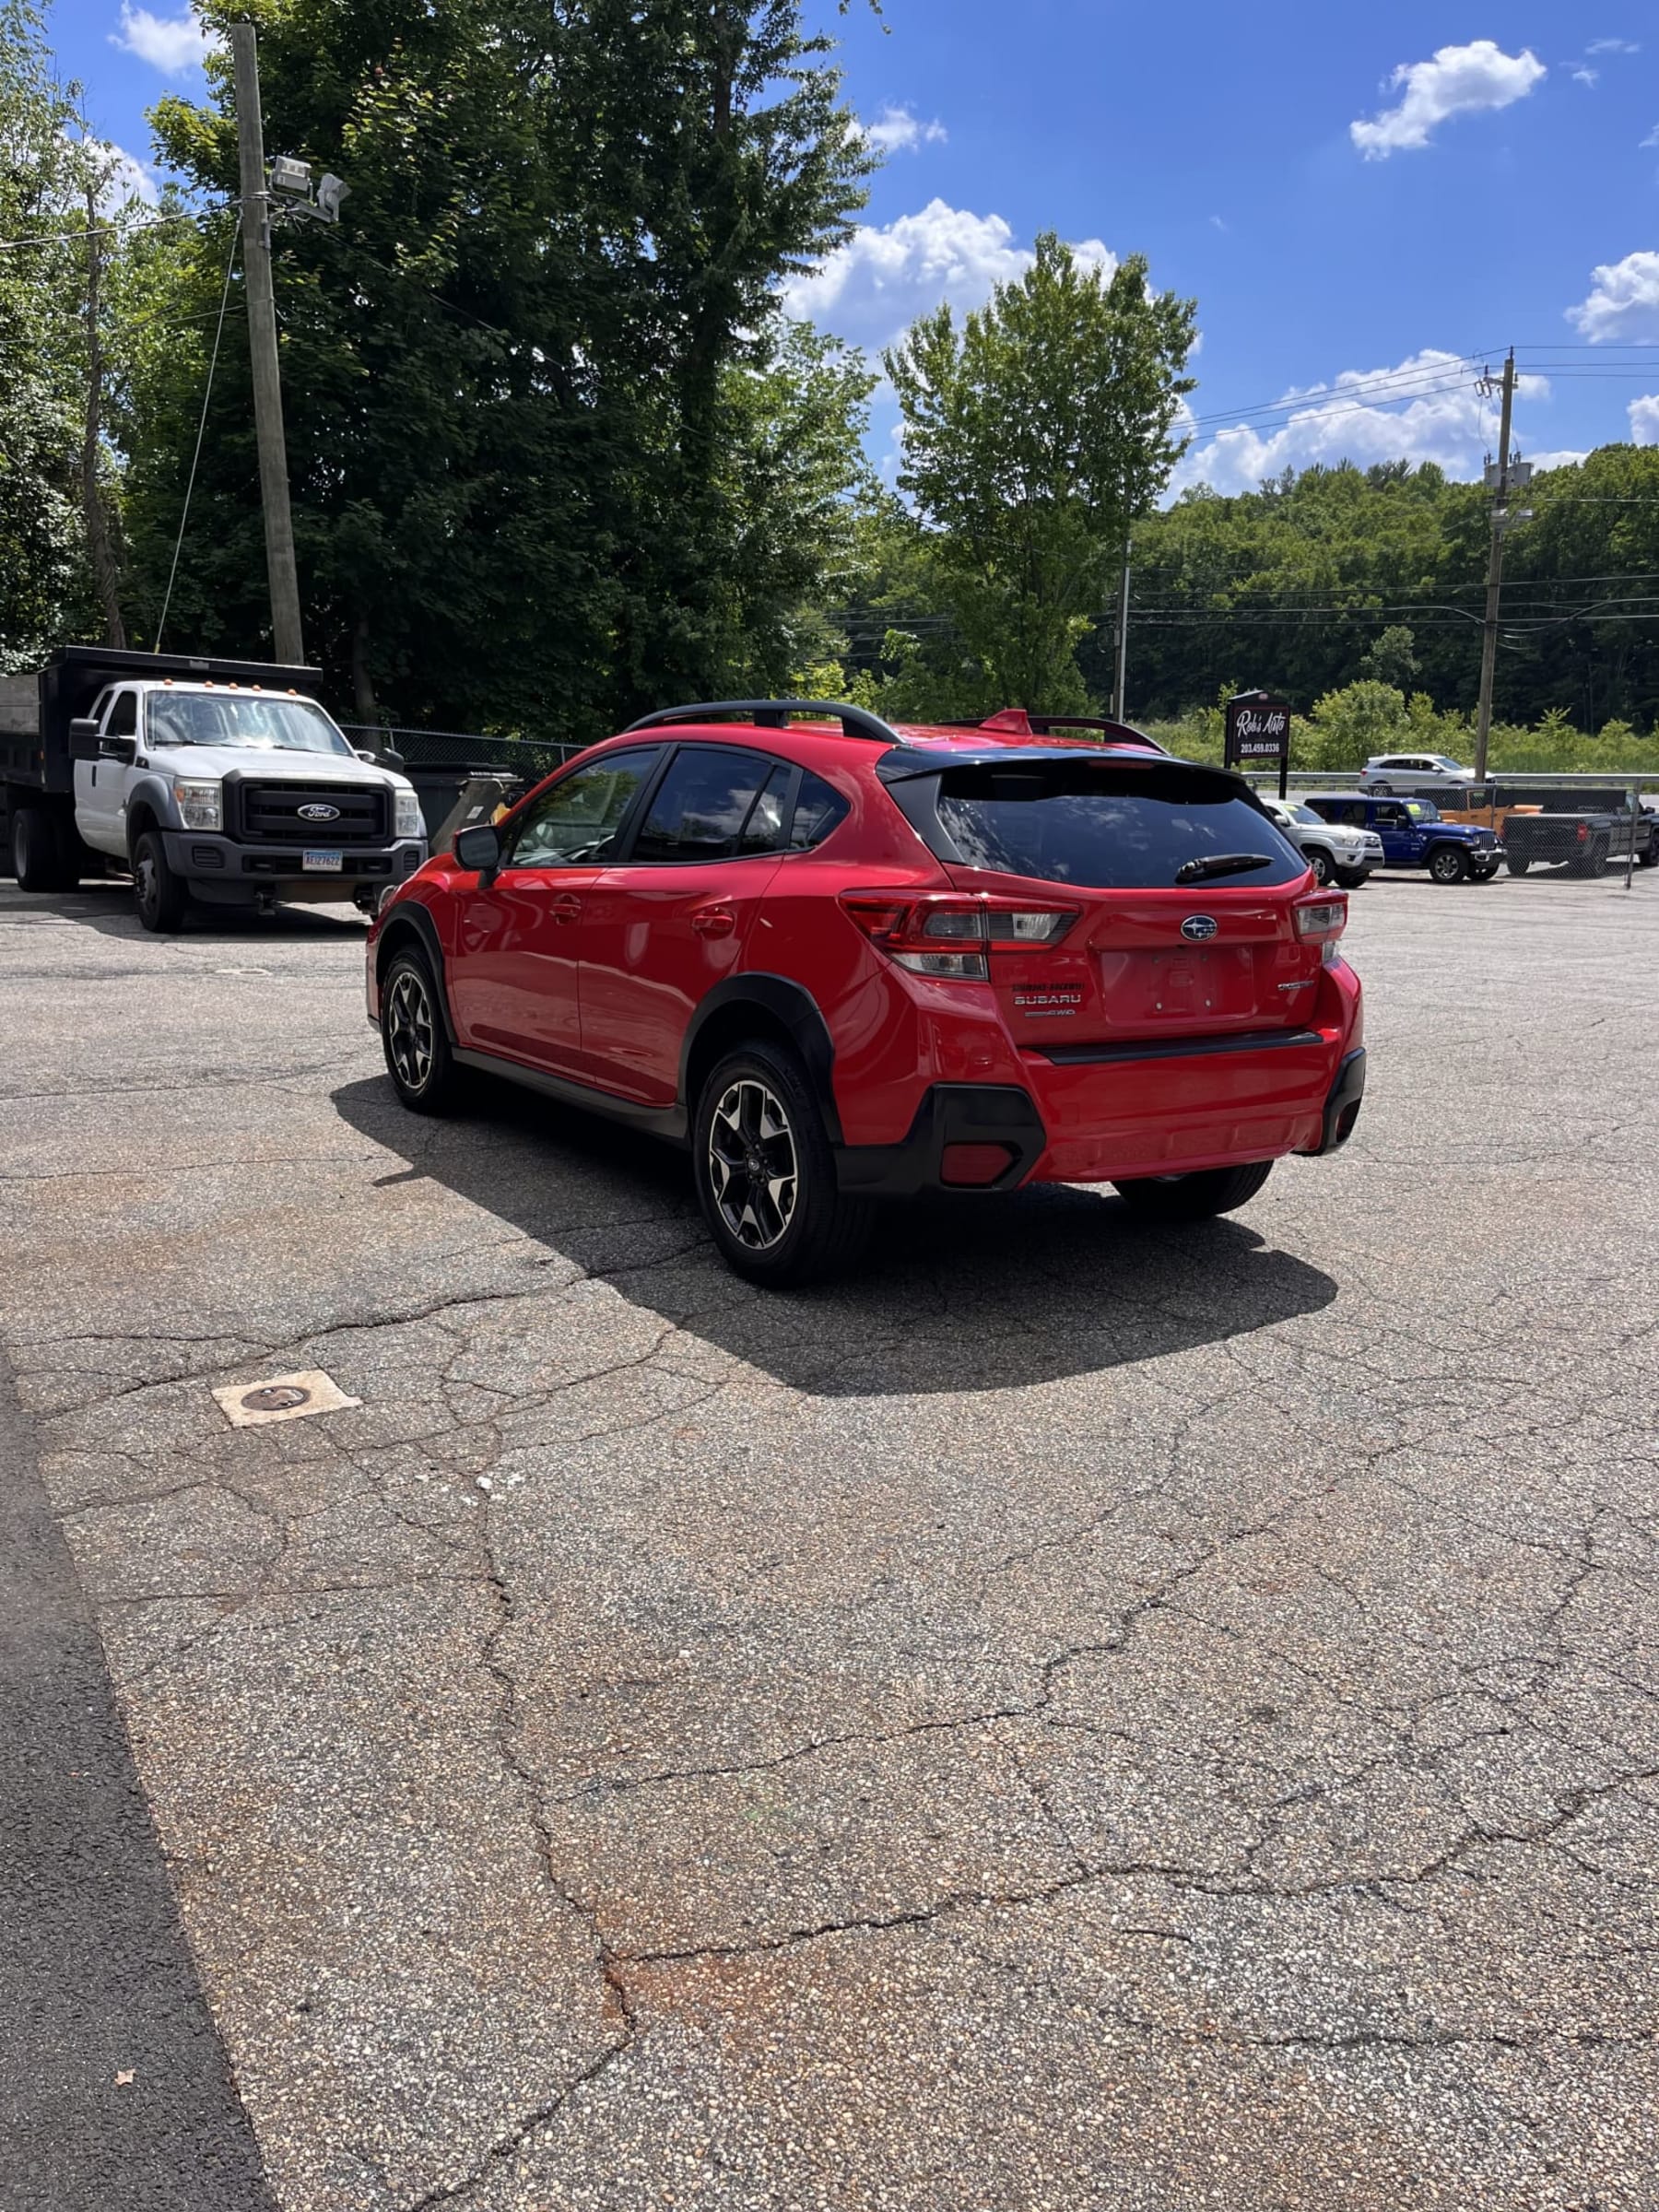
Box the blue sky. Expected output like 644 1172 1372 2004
48 0 1659 491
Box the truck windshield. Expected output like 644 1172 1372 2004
145 692 350 756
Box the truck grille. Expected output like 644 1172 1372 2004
232 781 388 843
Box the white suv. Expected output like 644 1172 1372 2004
1261 796 1382 888
1358 752 1475 793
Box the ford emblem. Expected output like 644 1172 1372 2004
298 802 341 822
1180 914 1218 942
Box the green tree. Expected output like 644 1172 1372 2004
0 0 88 665
885 236 1196 712
1359 622 1418 689
124 0 876 736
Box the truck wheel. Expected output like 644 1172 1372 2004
692 1040 874 1288
381 949 463 1113
1585 838 1610 879
1113 1160 1274 1221
1506 857 1531 876
133 830 189 932
12 806 74 893
1638 845 1657 870
1305 848 1333 886
1428 845 1468 885
1333 868 1370 890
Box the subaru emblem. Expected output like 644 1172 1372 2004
1180 914 1218 942
298 802 341 822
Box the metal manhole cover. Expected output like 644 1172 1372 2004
212 1369 362 1429
241 1384 311 1414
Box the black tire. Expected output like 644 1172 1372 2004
1636 840 1656 869
380 948 462 1112
1506 857 1531 876
1471 864 1500 883
12 806 74 892
1333 867 1370 890
1306 847 1333 887
692 1039 874 1288
1369 782 1393 795
1112 1159 1275 1222
1585 838 1610 879
133 829 189 932
1428 844 1468 885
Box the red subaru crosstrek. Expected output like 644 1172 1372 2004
367 701 1365 1285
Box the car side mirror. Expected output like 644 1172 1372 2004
68 716 102 761
453 822 501 874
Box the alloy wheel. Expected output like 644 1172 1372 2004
707 1077 798 1251
386 969 435 1093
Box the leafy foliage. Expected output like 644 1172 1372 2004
884 237 1196 711
121 0 877 737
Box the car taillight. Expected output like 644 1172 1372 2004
841 893 1078 980
1576 822 1588 843
1293 893 1347 949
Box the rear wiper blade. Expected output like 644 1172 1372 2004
1174 852 1275 884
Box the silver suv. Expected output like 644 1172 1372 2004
1261 796 1382 888
1358 752 1476 794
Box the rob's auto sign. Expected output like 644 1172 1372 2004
1224 691 1290 769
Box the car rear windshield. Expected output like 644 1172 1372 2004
902 760 1305 889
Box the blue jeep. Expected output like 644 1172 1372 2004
1301 794 1503 886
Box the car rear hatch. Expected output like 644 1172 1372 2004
881 751 1334 1050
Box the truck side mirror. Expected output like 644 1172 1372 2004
453 823 501 874
68 716 102 761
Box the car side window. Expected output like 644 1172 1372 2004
1379 806 1408 828
105 689 137 739
632 747 774 864
505 748 657 868
786 771 850 851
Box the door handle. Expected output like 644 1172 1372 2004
691 906 735 938
549 893 582 924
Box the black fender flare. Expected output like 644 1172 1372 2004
375 902 456 1041
679 973 842 1143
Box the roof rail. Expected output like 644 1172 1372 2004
623 699 902 746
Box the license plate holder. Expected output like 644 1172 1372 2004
302 848 344 873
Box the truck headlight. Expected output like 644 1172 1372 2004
394 790 423 841
172 779 222 831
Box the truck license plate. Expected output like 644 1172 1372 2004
302 848 343 872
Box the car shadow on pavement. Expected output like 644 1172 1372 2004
332 1073 1339 1396
0 883 368 939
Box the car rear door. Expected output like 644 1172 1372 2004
893 757 1324 1050
578 745 789 1104
448 747 659 1071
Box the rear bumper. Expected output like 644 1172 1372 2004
834 1029 1366 1195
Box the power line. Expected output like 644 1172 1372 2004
156 214 242 653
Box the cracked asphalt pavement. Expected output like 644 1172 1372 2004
0 871 1654 2210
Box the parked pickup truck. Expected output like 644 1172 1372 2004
1300 793 1504 885
1500 800 1658 877
0 646 426 931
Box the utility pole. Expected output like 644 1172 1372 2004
230 19 304 666
1473 350 1515 783
1111 535 1132 722
80 168 125 647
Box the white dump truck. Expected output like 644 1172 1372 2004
0 646 427 931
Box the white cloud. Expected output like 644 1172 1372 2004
111 2 216 73
1524 447 1588 471
1567 249 1659 340
1171 349 1555 497
1350 41 1546 159
862 103 947 154
1630 394 1659 443
1641 123 1659 147
1588 37 1640 53
782 198 1117 353
1573 66 1599 87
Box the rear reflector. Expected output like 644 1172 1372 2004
940 1142 1015 1186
